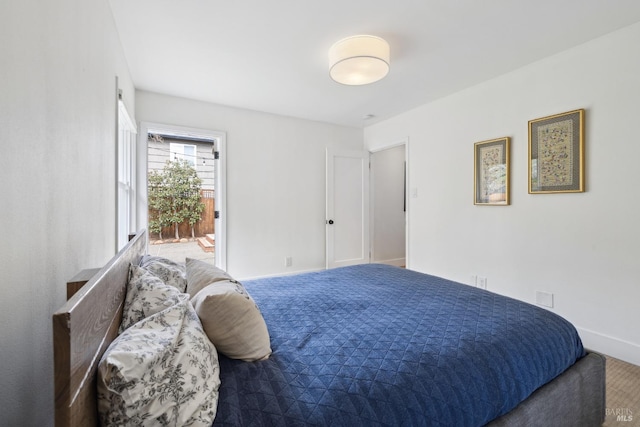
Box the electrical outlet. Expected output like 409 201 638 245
536 291 554 308
285 256 292 267
478 277 487 289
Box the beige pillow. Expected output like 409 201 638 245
187 259 271 362
185 257 233 297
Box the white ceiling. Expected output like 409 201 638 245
109 0 640 128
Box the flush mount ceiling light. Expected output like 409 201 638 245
329 35 390 85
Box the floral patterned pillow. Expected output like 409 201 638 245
139 255 187 292
98 297 220 427
119 265 185 333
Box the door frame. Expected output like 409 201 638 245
369 142 407 267
138 122 227 270
368 138 410 269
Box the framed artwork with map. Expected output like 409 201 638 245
529 109 584 194
474 137 510 205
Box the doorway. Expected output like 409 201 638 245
138 122 227 270
370 144 406 267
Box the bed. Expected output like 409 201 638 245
53 230 605 426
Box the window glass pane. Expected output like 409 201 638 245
184 145 196 166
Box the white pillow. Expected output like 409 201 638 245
187 259 272 362
98 296 220 427
119 265 185 333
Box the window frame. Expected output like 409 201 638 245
117 99 137 251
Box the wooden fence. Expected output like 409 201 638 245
154 190 215 240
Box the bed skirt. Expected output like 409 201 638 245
487 351 605 427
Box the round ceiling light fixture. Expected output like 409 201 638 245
329 35 390 86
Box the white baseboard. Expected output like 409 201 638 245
238 267 324 282
372 258 406 267
577 326 640 366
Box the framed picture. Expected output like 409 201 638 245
474 137 510 205
529 109 584 193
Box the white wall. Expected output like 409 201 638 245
136 91 363 279
364 23 640 365
0 0 135 424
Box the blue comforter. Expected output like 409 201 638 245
213 264 585 426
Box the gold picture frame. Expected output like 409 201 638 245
528 109 584 193
474 137 510 205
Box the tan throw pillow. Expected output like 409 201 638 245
185 257 233 297
187 259 271 362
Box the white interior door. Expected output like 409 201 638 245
326 149 370 269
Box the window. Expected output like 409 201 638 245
117 99 137 251
170 142 197 166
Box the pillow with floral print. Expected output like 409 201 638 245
98 296 220 427
119 265 185 333
139 255 187 292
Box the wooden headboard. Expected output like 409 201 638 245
53 230 147 427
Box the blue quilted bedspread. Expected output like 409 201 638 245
213 264 585 426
